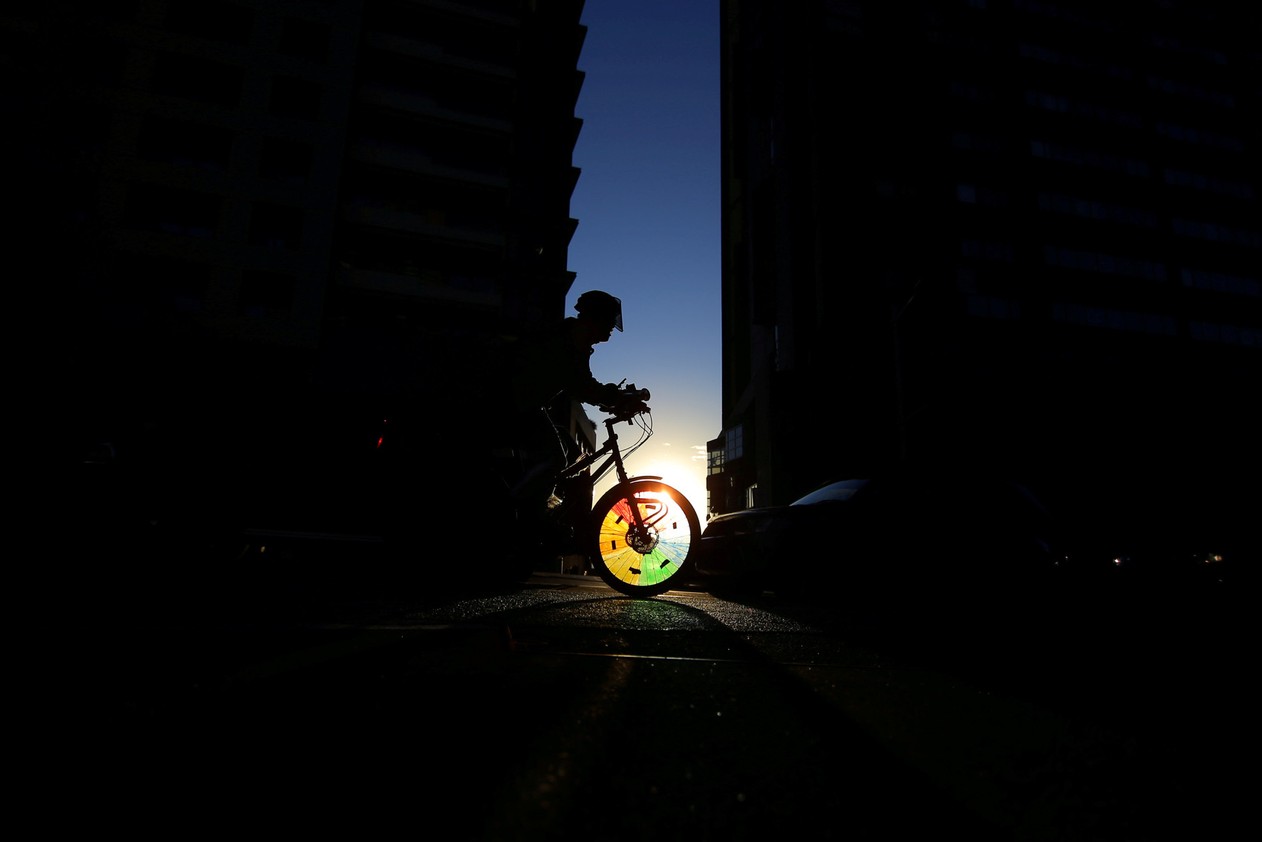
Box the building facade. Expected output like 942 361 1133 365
710 0 1260 546
19 0 586 453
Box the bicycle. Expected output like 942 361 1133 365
373 385 700 597
499 386 702 598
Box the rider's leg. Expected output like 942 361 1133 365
511 409 568 507
506 412 572 573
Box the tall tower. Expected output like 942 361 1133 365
16 0 586 447
714 0 1260 554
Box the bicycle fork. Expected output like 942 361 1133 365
602 427 665 565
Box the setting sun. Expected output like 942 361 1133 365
593 457 708 524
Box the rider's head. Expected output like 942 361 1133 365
575 290 623 336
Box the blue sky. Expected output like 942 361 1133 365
567 0 722 517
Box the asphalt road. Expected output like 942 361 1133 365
37 557 1254 840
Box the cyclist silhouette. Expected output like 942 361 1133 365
508 290 627 515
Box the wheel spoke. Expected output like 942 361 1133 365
590 481 700 596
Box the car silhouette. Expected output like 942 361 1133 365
693 471 1076 617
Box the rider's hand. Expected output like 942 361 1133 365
599 384 650 415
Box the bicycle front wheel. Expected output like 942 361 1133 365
588 478 701 597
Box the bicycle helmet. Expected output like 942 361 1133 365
575 290 623 331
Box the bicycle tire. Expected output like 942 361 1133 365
588 478 701 597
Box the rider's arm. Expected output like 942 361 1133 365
572 375 622 408
566 342 623 407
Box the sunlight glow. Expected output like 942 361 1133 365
595 458 707 522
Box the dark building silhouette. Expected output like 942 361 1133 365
709 1 1260 552
20 0 587 457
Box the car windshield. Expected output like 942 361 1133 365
791 479 868 506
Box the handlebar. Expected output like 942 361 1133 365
597 385 651 420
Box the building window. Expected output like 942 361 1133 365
949 81 993 103
1145 75 1234 108
1149 32 1227 66
960 239 1014 262
966 295 1021 319
1052 302 1178 337
1045 246 1167 282
951 131 1004 152
1037 193 1158 228
956 182 1007 206
1180 268 1261 298
1188 321 1261 348
1030 139 1150 177
1023 89 1142 129
707 445 725 476
1154 122 1245 152
1171 218 1262 249
725 424 744 463
1162 168 1255 200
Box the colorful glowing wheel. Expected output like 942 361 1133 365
589 479 700 597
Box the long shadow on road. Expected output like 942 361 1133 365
49 557 1256 840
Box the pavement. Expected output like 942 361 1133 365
29 550 1257 840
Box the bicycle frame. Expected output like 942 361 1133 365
556 406 661 533
559 411 657 488
575 398 702 596
371 390 699 596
